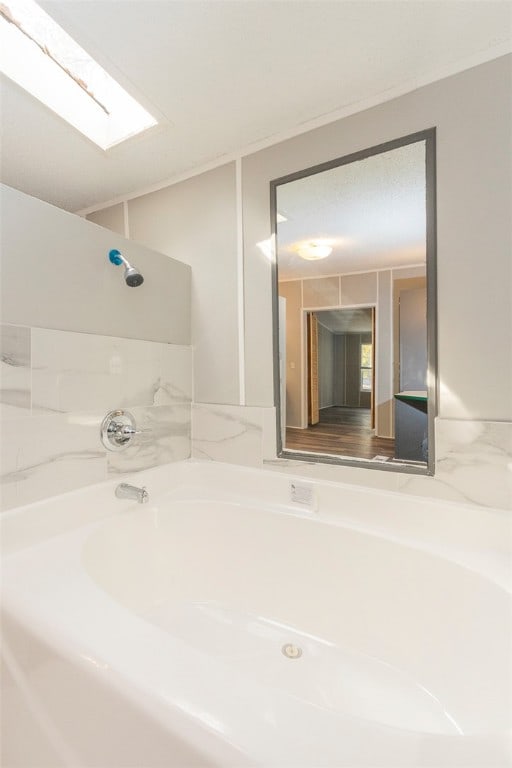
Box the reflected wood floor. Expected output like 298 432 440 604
285 406 395 460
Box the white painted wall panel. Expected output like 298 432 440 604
87 203 125 236
339 273 377 307
0 185 190 345
278 280 302 428
126 163 239 405
303 277 340 308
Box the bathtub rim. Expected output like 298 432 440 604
1 459 510 592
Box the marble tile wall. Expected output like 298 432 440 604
192 403 275 467
191 403 511 511
3 323 509 512
0 325 31 417
398 419 512 510
0 324 192 510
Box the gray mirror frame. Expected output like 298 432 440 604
270 128 438 476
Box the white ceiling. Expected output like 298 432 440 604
317 308 373 335
0 1 510 213
276 140 426 279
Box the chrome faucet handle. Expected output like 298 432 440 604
101 410 140 451
113 423 141 439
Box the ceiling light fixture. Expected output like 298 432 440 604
297 242 333 261
0 0 157 149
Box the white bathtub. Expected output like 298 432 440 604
1 461 511 767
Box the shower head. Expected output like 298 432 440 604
108 249 144 287
123 265 144 287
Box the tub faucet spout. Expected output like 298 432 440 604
115 483 149 504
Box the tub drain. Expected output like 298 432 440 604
282 643 302 659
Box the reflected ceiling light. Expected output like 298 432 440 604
0 0 157 149
297 242 333 261
276 212 288 223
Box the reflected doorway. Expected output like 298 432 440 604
286 307 394 460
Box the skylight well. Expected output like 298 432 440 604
0 0 157 149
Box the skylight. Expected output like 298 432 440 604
0 0 157 149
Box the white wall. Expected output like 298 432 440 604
87 202 125 236
277 280 302 427
242 55 511 421
1 186 192 510
86 55 512 510
121 163 239 405
1 186 190 345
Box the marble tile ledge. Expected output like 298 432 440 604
398 419 512 510
192 405 511 509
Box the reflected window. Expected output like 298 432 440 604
360 343 372 392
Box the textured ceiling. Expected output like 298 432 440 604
317 309 373 335
0 1 510 212
277 141 426 279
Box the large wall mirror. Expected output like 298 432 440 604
271 130 437 474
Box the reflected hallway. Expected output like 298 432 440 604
285 406 395 460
